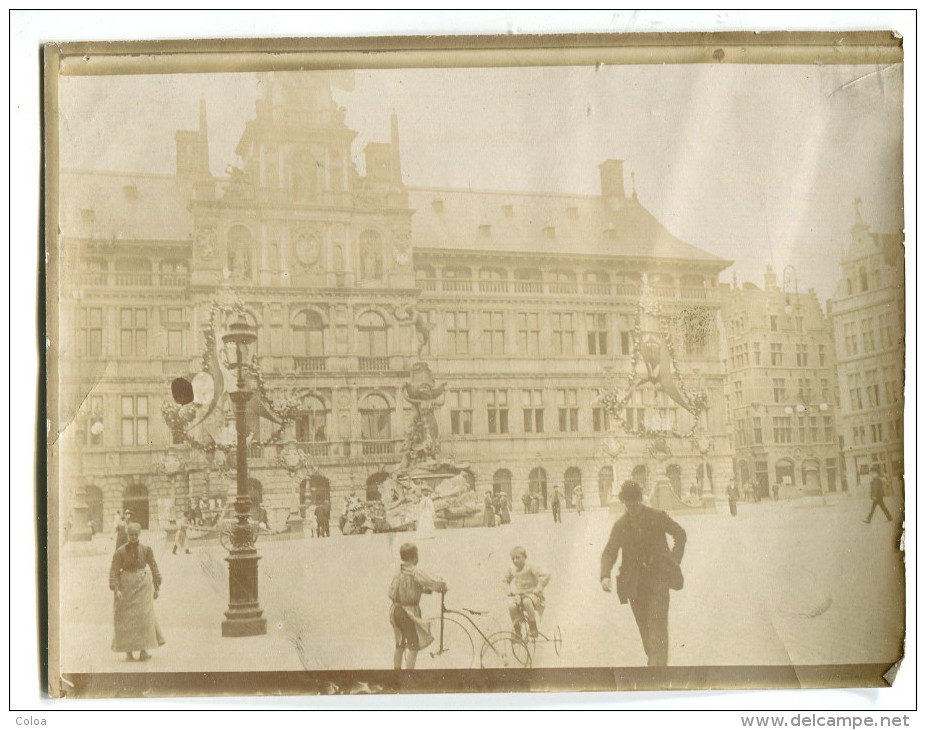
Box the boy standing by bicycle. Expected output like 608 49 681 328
389 542 447 670
503 546 550 638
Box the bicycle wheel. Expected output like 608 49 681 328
481 635 532 668
552 625 563 656
423 616 474 669
218 527 232 551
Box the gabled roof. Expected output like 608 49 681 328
408 186 729 268
59 169 194 242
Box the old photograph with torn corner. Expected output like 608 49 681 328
44 32 905 698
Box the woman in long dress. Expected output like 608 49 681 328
497 493 511 525
416 492 436 537
109 523 165 661
483 492 496 527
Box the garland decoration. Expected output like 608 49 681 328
161 294 301 455
597 285 709 441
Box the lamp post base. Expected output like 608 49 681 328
221 614 267 638
222 549 267 637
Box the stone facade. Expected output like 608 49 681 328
719 267 842 498
827 206 905 494
56 72 735 534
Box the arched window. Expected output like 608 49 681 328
859 267 869 292
549 269 577 293
123 482 149 529
357 311 388 357
227 226 252 279
479 267 508 293
160 260 189 286
514 267 543 293
583 270 610 294
416 264 436 291
492 469 513 501
360 394 392 442
615 271 642 295
115 258 152 286
359 230 383 280
292 310 325 355
366 472 390 501
649 273 675 286
295 394 328 443
631 464 648 491
666 464 682 498
443 266 472 292
598 466 614 507
564 466 582 506
529 466 548 509
85 485 104 534
681 274 705 288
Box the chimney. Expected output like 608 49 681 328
599 160 626 199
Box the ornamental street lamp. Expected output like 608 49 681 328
166 299 299 637
219 315 267 637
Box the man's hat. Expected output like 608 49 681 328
618 480 643 502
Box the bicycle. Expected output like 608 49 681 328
487 593 562 662
424 591 533 669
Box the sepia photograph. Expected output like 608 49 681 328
35 21 910 707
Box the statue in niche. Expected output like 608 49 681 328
228 237 252 280
360 238 382 280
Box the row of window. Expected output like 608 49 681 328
841 314 901 357
78 305 709 360
416 266 708 288
851 418 903 446
846 370 903 412
732 377 832 406
78 387 695 448
728 341 827 369
725 314 806 338
733 414 835 447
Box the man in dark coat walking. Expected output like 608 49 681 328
600 480 686 667
863 467 893 523
315 500 331 537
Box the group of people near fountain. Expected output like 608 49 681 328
482 491 512 527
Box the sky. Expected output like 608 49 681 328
58 62 903 301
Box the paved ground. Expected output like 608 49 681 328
57 494 905 674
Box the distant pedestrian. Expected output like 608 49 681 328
315 500 330 537
574 486 584 515
306 507 318 538
744 481 757 503
417 491 436 537
521 492 531 514
172 510 191 555
109 523 165 662
483 492 496 527
389 542 447 670
497 493 511 525
113 510 128 552
772 481 781 501
727 482 739 517
863 468 893 523
601 480 686 667
551 486 563 523
529 492 540 514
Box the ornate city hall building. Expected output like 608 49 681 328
56 72 735 533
